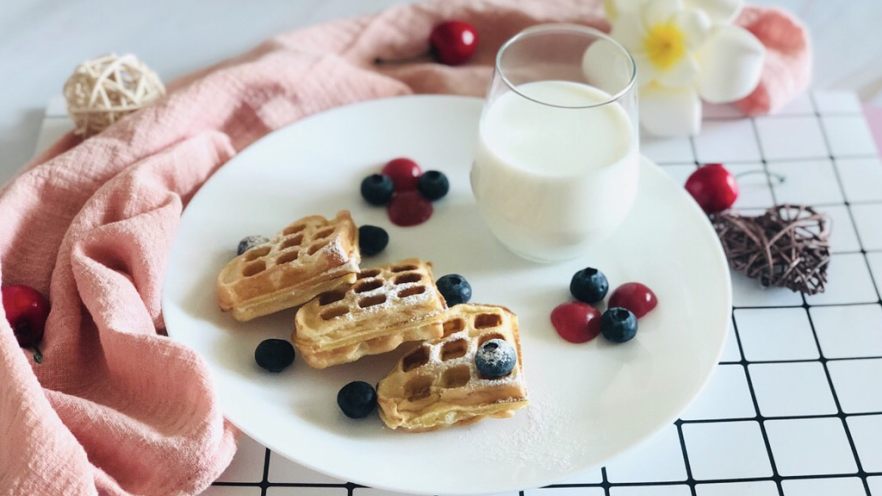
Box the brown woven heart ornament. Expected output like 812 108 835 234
712 205 831 295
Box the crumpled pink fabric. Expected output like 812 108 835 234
0 1 809 494
735 7 812 115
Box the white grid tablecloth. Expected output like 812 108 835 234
34 90 882 496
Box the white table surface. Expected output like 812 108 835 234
2 0 882 182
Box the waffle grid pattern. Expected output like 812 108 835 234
377 305 527 431
308 260 436 324
294 259 448 368
221 213 348 297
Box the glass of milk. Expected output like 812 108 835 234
471 24 638 262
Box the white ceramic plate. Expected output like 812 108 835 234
163 95 731 495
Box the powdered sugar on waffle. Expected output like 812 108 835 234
317 262 440 324
326 287 435 323
351 278 433 311
311 235 348 262
432 330 522 390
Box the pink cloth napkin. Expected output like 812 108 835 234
735 6 812 115
0 1 809 494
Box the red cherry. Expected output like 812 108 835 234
387 191 433 227
429 21 479 66
2 285 49 348
684 163 738 214
550 302 602 344
609 282 658 319
382 157 422 191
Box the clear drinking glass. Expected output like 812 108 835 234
471 24 639 262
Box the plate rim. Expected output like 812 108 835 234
162 94 733 495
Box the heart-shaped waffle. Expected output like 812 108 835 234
216 211 360 321
293 258 447 368
377 304 528 432
712 204 830 295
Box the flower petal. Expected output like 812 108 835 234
606 0 645 20
656 54 699 87
605 0 618 21
640 84 702 136
696 25 765 103
672 9 711 49
634 53 659 86
643 0 684 26
610 16 647 52
582 40 637 94
686 0 742 23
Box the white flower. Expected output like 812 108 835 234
588 0 765 136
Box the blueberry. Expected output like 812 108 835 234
358 225 389 256
254 339 295 372
600 307 638 343
360 174 395 205
237 235 269 256
437 274 472 306
417 170 450 201
337 381 377 419
475 338 517 378
570 267 609 304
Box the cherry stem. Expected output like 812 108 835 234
734 169 786 184
33 344 43 364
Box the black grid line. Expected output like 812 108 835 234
674 419 698 496
679 410 882 424
733 301 880 310
702 110 865 121
719 110 781 492
261 449 270 496
210 469 882 489
721 355 882 365
204 93 882 496
654 153 879 166
803 93 876 496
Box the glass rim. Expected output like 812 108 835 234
494 23 638 110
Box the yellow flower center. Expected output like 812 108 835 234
643 22 686 70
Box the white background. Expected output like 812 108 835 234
1 0 881 182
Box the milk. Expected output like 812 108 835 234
471 80 639 261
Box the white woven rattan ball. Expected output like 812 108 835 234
63 53 165 137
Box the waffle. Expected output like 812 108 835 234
216 211 360 321
377 304 528 432
293 258 447 369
